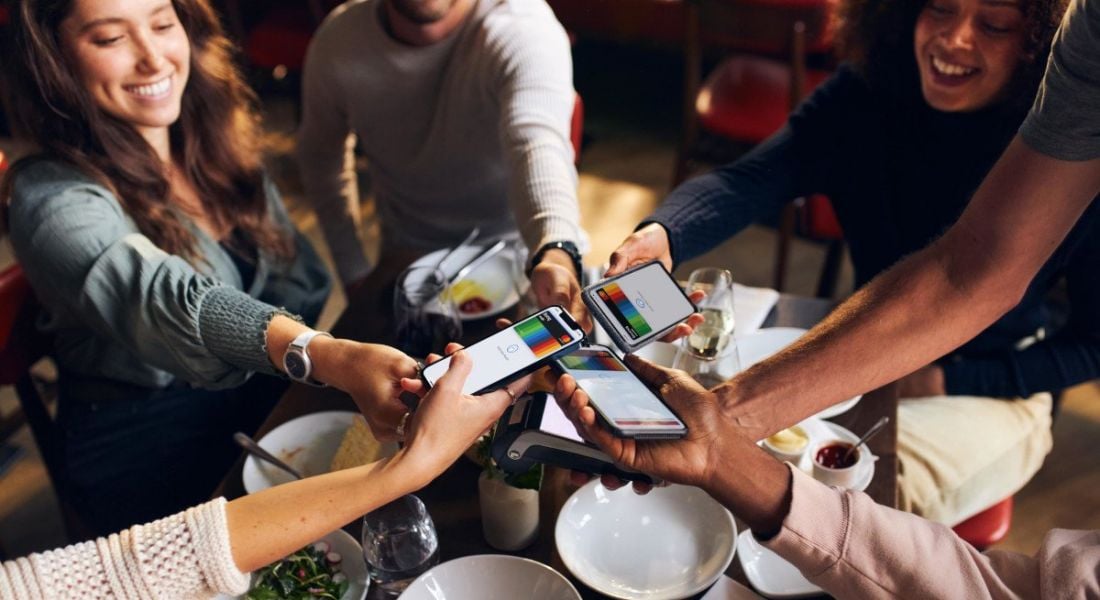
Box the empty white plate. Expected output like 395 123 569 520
556 481 737 599
399 555 580 600
736 531 820 599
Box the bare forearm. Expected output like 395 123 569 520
719 139 1100 438
225 455 420 572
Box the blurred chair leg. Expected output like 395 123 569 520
815 239 845 299
773 202 799 292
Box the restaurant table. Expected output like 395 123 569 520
216 252 899 599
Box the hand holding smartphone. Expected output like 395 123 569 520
554 345 687 439
420 306 585 396
582 261 696 354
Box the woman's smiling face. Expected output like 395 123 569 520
61 0 190 141
913 0 1028 112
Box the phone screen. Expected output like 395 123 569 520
422 308 582 395
557 348 686 434
589 262 694 346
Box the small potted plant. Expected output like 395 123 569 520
475 433 543 551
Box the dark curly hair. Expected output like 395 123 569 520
834 0 1069 115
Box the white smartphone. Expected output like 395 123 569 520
582 261 697 354
554 345 687 439
420 306 585 396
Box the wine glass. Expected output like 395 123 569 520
394 266 462 358
684 267 737 360
361 494 440 597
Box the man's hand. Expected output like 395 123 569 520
530 248 591 332
552 354 729 489
607 223 672 277
896 364 946 398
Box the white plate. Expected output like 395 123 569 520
555 481 737 600
736 531 820 599
242 411 380 494
410 244 520 321
400 555 580 600
217 529 368 600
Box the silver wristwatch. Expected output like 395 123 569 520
282 330 333 387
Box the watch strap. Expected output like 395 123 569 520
284 330 333 387
526 240 583 281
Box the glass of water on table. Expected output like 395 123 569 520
677 267 740 387
362 494 440 597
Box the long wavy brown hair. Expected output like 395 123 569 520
833 0 1069 115
1 0 293 262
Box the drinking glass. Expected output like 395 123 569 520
673 339 741 388
361 494 440 597
684 267 737 360
394 266 462 358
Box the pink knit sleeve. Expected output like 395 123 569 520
0 498 250 599
761 466 1049 598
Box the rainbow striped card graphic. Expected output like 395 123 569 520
515 314 570 358
559 353 625 372
596 283 653 339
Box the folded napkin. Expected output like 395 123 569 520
733 283 780 336
701 575 765 599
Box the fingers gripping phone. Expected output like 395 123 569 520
582 261 696 354
421 306 585 396
554 345 687 439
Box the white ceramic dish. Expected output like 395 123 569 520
217 529 368 600
793 418 875 492
556 481 737 600
399 554 580 600
736 531 820 599
633 329 861 420
241 411 396 494
410 244 519 321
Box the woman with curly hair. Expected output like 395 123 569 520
0 0 424 536
608 0 1087 525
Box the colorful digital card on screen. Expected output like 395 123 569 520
598 283 653 338
514 317 561 358
560 353 625 372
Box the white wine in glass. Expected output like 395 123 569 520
687 306 736 359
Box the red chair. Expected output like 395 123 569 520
953 497 1014 550
570 93 585 165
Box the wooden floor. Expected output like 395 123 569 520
2 40 1098 562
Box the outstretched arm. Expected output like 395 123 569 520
718 139 1100 439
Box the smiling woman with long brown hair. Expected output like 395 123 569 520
0 0 420 537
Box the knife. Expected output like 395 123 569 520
435 227 480 273
448 240 507 284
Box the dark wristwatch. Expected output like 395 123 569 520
283 330 333 387
527 240 583 281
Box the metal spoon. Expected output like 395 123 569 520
843 416 890 464
233 431 303 480
435 227 481 276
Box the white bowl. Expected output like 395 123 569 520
218 529 368 600
399 554 580 600
556 481 737 599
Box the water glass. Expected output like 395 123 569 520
362 494 440 597
673 339 741 389
394 266 462 357
684 267 737 360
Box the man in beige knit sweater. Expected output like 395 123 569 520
297 0 589 325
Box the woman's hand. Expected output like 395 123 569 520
552 354 730 489
606 223 673 277
323 341 421 442
396 350 529 486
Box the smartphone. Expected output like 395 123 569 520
491 392 653 483
582 261 696 354
554 345 687 439
421 306 585 396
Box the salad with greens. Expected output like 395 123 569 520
246 541 350 600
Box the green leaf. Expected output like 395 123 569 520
504 463 543 490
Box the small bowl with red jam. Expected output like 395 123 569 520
809 439 867 489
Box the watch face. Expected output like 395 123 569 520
284 352 308 380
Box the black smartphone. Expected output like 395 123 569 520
581 261 696 354
492 392 653 483
421 306 585 395
554 345 688 439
